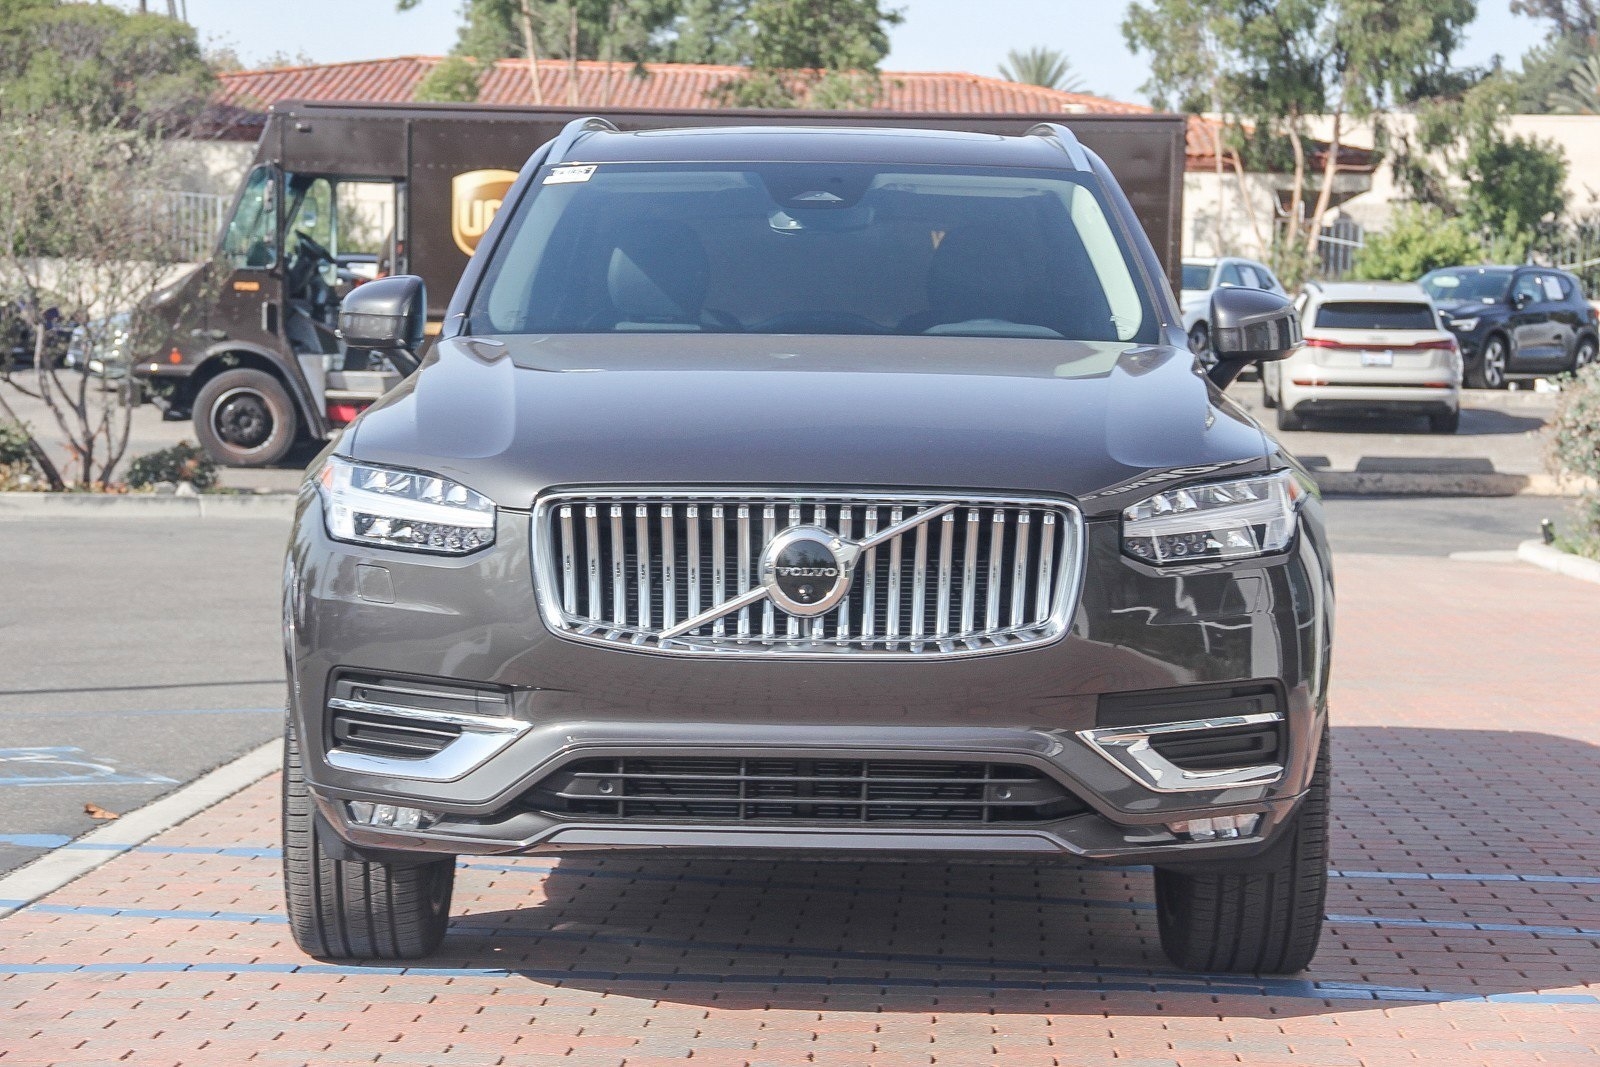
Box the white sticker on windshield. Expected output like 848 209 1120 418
544 165 597 185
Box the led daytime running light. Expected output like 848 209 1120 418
318 456 496 555
1122 471 1304 565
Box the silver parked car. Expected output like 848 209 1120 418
1181 256 1288 361
1263 281 1462 433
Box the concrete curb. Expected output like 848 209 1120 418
1315 471 1583 497
0 738 283 921
1517 540 1600 586
0 491 297 520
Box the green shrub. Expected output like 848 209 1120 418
125 440 218 492
1350 204 1486 282
1548 364 1600 560
0 419 31 466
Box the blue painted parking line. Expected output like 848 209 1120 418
0 833 72 849
0 747 178 787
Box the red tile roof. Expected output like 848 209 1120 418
215 55 1229 169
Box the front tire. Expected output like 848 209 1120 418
1574 336 1597 371
1467 335 1509 389
282 720 455 960
1154 727 1330 974
1276 405 1306 431
194 367 299 467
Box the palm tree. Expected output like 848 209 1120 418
1550 52 1600 114
997 47 1085 93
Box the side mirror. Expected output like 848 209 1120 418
338 275 426 374
1512 291 1533 310
1206 287 1302 388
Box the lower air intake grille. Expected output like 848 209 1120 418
528 757 1087 824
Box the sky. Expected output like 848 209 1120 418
169 0 1552 108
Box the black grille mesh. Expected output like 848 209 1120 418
529 756 1088 825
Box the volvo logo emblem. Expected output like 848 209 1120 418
760 525 852 617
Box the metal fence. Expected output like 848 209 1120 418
1316 216 1365 279
1536 224 1600 296
165 191 226 263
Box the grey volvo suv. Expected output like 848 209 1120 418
283 118 1332 974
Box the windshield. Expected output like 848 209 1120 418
1421 269 1510 305
468 162 1155 343
1314 301 1438 331
1181 263 1213 291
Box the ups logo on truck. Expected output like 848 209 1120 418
451 169 519 256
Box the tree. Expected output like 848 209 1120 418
1511 0 1600 46
661 0 753 63
1550 51 1600 111
997 47 1084 92
0 0 213 131
414 55 484 102
1461 132 1568 260
714 0 903 108
0 122 197 489
1125 0 1476 283
1349 203 1484 280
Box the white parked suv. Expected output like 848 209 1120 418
1262 281 1462 434
1181 257 1288 361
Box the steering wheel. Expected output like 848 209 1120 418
293 229 333 264
750 311 887 335
286 229 334 297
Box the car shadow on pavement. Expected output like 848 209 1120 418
409 725 1600 1016
1299 408 1547 436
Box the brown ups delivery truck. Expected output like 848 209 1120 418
133 102 1187 467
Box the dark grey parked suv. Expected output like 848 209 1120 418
282 118 1334 974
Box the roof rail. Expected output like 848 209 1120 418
1026 122 1091 171
549 115 619 164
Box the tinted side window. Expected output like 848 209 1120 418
1314 301 1437 330
1512 274 1543 305
1540 274 1568 302
1218 263 1245 287
1237 265 1263 288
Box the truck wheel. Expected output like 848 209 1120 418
1153 727 1329 974
281 719 455 960
194 368 299 467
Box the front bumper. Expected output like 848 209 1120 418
286 489 1334 868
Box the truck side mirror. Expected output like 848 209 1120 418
339 275 426 374
1206 287 1302 388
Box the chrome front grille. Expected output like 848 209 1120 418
532 490 1083 657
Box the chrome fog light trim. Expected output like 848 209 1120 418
1167 813 1260 841
325 697 530 781
1076 712 1284 793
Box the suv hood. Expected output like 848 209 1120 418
344 334 1270 519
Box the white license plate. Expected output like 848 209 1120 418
1361 350 1394 366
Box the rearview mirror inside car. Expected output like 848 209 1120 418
1206 287 1302 388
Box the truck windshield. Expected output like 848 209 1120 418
467 163 1155 344
1421 269 1511 304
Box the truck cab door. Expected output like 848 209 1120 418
213 164 290 358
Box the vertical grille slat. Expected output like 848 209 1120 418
539 491 1079 658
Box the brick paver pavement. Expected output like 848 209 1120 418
2 552 1598 1066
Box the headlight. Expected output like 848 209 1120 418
317 456 496 554
1122 471 1305 564
1448 317 1479 331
